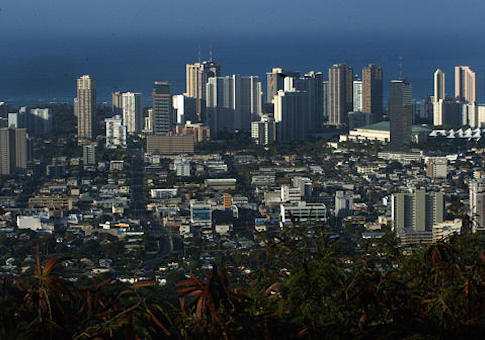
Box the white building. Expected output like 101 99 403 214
251 115 277 145
353 80 363 112
173 95 197 125
150 189 178 199
281 185 302 203
105 115 127 148
174 158 191 177
121 92 143 134
335 191 353 218
280 202 327 224
425 157 447 179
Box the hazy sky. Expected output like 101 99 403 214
1 0 484 38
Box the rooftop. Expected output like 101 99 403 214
357 121 431 133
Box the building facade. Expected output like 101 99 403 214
75 75 96 142
389 79 413 152
328 64 353 127
152 81 173 134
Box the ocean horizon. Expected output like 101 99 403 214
2 32 485 107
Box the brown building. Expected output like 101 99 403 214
176 122 211 143
146 135 195 154
0 127 28 175
28 196 76 210
362 64 383 120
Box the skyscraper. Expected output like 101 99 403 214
455 66 477 103
274 89 309 141
121 92 143 134
112 91 123 115
293 71 324 131
362 64 383 119
0 128 27 175
75 75 96 142
328 64 353 127
434 69 445 101
389 79 412 152
353 79 363 112
206 75 262 133
266 68 300 103
185 61 222 120
251 115 277 145
152 81 173 134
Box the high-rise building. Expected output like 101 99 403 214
353 80 363 112
105 115 127 148
75 75 96 142
206 75 262 133
274 90 309 141
392 189 444 244
266 68 300 103
470 180 485 232
251 115 277 145
322 80 328 122
335 191 353 218
434 69 445 101
112 91 123 115
293 71 324 131
8 107 51 136
389 79 412 152
152 81 173 134
185 61 222 120
120 92 143 134
328 64 353 127
362 64 383 119
0 128 27 175
455 66 477 103
173 95 197 125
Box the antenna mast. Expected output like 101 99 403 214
399 55 403 79
209 44 213 62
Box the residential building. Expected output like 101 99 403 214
362 64 383 119
273 90 309 141
281 185 301 203
251 115 277 145
75 75 96 142
146 135 194 154
335 191 353 218
353 79 363 112
174 159 191 177
0 128 28 175
455 66 477 103
83 143 96 165
469 180 485 232
112 91 123 114
173 95 197 125
425 157 447 179
105 115 127 148
328 64 353 127
121 92 143 134
280 202 327 224
266 68 300 103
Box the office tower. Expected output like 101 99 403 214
185 61 222 120
152 81 173 134
353 79 363 112
112 91 123 114
389 79 412 152
470 180 485 232
105 115 127 148
362 64 383 119
75 75 96 142
328 64 353 127
0 128 27 175
266 68 300 103
455 66 477 103
121 92 143 134
434 69 445 101
391 189 444 244
173 95 197 125
206 75 262 133
274 90 309 141
426 157 448 179
335 191 353 218
251 115 277 145
82 143 96 165
322 80 328 121
293 71 324 130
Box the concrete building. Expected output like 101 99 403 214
0 128 28 175
174 158 191 177
335 191 353 218
341 121 430 144
190 200 212 224
83 143 96 165
353 80 363 112
177 121 211 142
328 64 353 127
389 79 413 152
146 135 195 154
120 92 143 134
281 185 301 203
425 157 448 179
362 64 383 119
274 90 309 141
280 202 327 224
173 95 197 125
105 115 127 148
266 68 300 103
152 81 173 134
75 75 96 142
434 69 445 101
391 189 444 244
185 60 222 120
206 75 262 133
469 180 485 232
322 80 328 121
455 66 477 103
292 71 324 131
251 115 277 145
112 91 123 115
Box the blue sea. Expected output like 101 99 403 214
1 32 485 106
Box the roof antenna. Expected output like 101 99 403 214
198 44 201 63
209 44 213 62
399 55 403 80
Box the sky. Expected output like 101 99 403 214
1 0 484 38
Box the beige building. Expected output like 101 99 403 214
186 61 221 119
328 64 353 127
146 135 194 154
362 64 383 119
75 75 96 142
0 128 27 175
455 66 476 103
